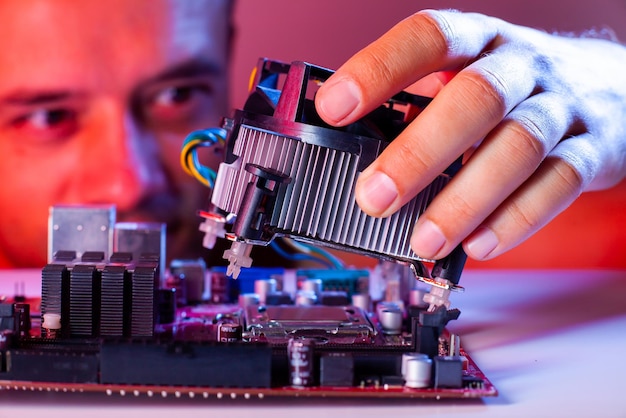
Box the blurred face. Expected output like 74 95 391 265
0 0 230 267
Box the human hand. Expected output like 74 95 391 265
315 9 626 261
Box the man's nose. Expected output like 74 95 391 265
74 104 166 210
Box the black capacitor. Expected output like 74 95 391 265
156 288 177 324
319 290 350 306
217 323 242 342
0 329 14 351
265 291 293 306
288 337 315 387
210 272 230 303
13 303 31 338
0 303 15 332
165 274 187 306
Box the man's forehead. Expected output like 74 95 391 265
0 0 230 92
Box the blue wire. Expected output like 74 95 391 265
183 128 226 187
289 240 344 269
270 240 334 268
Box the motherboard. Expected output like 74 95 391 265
0 253 496 400
0 59 496 401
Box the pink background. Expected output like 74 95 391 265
230 0 626 269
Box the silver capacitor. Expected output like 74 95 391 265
295 290 317 306
301 279 322 296
378 308 403 335
254 278 277 304
238 293 260 308
409 289 429 309
404 356 432 389
401 352 429 377
351 294 371 312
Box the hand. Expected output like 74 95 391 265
315 9 626 261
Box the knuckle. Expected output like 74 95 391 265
499 116 549 170
549 157 585 196
548 137 597 191
457 68 508 120
356 49 398 92
501 158 584 236
503 198 541 233
512 114 550 156
413 10 461 57
439 187 483 228
388 137 436 190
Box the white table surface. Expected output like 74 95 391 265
0 269 625 418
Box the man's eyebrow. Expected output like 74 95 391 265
0 91 78 106
142 58 224 85
0 59 223 106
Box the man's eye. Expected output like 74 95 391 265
11 108 78 142
150 84 212 109
153 86 196 106
143 83 215 130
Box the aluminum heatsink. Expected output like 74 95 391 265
212 124 450 262
206 59 466 285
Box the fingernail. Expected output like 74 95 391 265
317 79 360 124
411 219 446 259
358 171 398 214
465 227 499 260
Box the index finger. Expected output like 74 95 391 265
315 9 500 126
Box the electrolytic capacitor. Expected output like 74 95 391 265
295 290 317 306
0 330 13 350
217 323 242 342
378 308 403 335
156 288 177 324
351 294 371 312
288 337 315 387
301 279 322 296
404 356 432 389
238 293 260 308
401 352 429 377
210 272 230 303
409 289 429 309
13 303 31 337
254 278 277 304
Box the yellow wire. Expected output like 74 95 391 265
180 130 226 188
184 149 211 187
248 66 258 92
180 139 202 175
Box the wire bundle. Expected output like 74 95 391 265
180 128 226 188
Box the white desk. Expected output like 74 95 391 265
1 269 625 418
